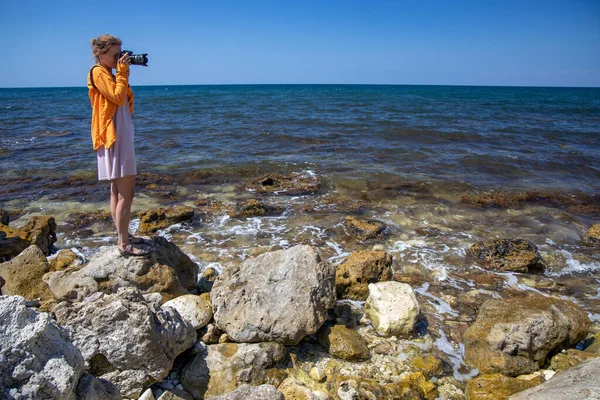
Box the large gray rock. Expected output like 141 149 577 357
0 295 85 400
508 357 600 399
44 236 198 302
182 342 286 399
206 384 284 400
211 245 336 345
464 294 590 376
76 373 121 400
53 288 196 399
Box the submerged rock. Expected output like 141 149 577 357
335 250 393 301
246 173 320 195
181 342 287 399
53 288 196 399
582 224 600 246
0 295 85 400
211 245 336 345
138 205 195 234
227 199 285 219
44 236 198 302
467 239 546 273
464 294 590 376
364 281 420 337
344 216 387 240
507 357 600 400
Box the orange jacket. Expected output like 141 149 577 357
87 63 134 150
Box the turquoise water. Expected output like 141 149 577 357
1 85 599 204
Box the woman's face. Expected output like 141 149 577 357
99 44 122 69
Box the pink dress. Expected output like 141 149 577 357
96 102 137 180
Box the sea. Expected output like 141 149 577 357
1 84 600 322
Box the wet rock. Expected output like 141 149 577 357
181 342 287 399
317 325 370 361
278 377 328 400
507 357 600 400
76 373 122 400
49 248 82 271
0 245 54 301
247 173 320 195
0 235 29 261
335 250 393 301
163 294 212 330
44 236 198 302
467 239 546 273
411 354 445 378
364 281 420 337
0 209 8 225
584 331 600 354
0 215 57 256
335 376 420 400
227 199 285 218
205 384 284 400
198 267 219 293
211 245 336 345
550 349 598 372
582 224 600 246
0 295 85 400
157 388 194 400
65 210 112 229
138 205 195 234
464 294 590 376
344 216 386 240
53 288 196 399
465 374 538 400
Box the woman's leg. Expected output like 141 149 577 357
112 175 135 249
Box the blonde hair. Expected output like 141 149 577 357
91 34 122 63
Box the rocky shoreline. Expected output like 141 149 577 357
1 172 600 400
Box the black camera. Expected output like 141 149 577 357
120 50 149 66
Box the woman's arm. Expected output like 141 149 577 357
92 63 130 106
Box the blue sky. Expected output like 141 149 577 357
1 0 599 87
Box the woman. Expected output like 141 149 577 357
88 34 152 257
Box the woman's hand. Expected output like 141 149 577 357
118 52 131 66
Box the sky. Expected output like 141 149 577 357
1 0 599 88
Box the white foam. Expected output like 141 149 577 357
414 283 459 317
545 250 600 277
433 329 478 381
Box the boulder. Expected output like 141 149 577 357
467 239 545 273
138 205 195 234
344 216 386 240
335 250 393 300
53 288 196 399
364 281 420 337
582 224 600 246
277 378 329 400
507 357 600 400
44 236 198 302
0 295 85 400
0 235 29 261
205 384 284 400
0 216 57 256
464 294 590 376
465 374 538 400
246 173 320 195
317 325 370 361
49 248 82 271
163 294 212 330
211 245 336 345
181 342 287 399
227 199 285 219
0 245 54 301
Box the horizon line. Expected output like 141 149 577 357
1 82 599 90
